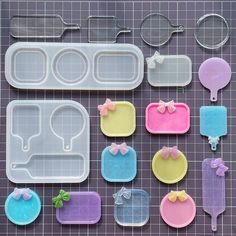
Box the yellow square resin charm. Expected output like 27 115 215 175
100 101 136 137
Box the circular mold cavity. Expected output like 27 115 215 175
53 49 88 84
50 105 86 151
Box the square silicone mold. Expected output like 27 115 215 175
113 188 149 226
145 102 190 134
101 143 137 182
100 101 136 137
56 192 101 224
6 100 89 183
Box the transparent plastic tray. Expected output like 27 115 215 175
147 52 192 87
5 42 144 90
6 100 90 183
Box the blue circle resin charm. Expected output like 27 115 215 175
5 188 41 225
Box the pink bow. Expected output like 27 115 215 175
98 99 116 116
109 143 129 155
13 188 32 201
160 146 179 159
211 158 228 177
157 100 176 113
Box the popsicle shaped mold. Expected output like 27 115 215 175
152 146 188 184
98 99 136 137
113 187 149 226
11 104 41 151
200 106 227 151
54 190 101 224
202 158 228 231
5 188 41 225
101 143 137 182
146 100 190 134
160 190 196 228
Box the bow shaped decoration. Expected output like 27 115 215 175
98 98 116 116
211 158 228 177
109 142 129 155
160 146 179 159
52 189 70 208
168 190 188 203
113 187 131 205
146 51 164 69
157 100 176 113
13 188 32 201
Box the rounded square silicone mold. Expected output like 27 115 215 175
6 100 90 183
145 103 190 134
100 101 136 137
56 192 101 224
114 189 149 227
101 144 137 182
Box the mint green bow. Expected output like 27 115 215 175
52 189 70 208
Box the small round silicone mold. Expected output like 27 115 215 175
5 188 41 225
99 100 136 137
160 191 196 228
146 101 190 134
101 143 137 182
152 147 188 184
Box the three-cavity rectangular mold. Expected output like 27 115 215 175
6 100 90 183
5 42 144 90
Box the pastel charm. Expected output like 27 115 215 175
5 188 41 225
152 147 188 184
160 146 179 159
98 98 116 116
202 158 228 231
55 191 101 224
13 188 32 201
102 143 137 182
146 101 190 134
113 188 149 226
110 142 129 155
99 99 136 137
168 190 188 202
160 190 196 228
157 100 176 113
211 158 228 177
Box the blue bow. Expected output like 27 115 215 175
113 187 131 205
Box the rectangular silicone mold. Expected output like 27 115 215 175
5 42 144 90
147 54 192 87
56 192 101 224
6 100 90 183
145 103 190 134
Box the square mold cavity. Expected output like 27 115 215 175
101 144 137 182
100 101 136 137
6 100 89 183
114 188 149 227
56 192 101 224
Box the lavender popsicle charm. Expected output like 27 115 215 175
202 158 228 231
